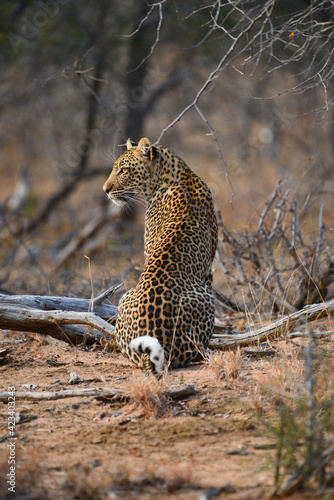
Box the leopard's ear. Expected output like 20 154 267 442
127 138 134 150
134 138 157 162
136 138 151 154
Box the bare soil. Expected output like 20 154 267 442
0 330 331 500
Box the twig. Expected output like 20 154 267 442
216 210 246 252
78 73 127 140
54 207 114 269
157 1 277 144
212 287 242 312
255 281 296 314
267 192 287 243
293 204 310 269
92 283 124 307
311 203 325 277
234 256 247 284
194 104 233 200
257 180 281 235
127 1 165 73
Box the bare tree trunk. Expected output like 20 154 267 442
124 2 151 141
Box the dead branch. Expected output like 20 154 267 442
217 209 246 252
257 180 281 235
0 292 117 344
216 184 334 312
54 206 114 269
92 283 123 307
165 385 197 400
287 331 332 339
0 305 115 342
210 298 334 350
0 387 123 403
311 203 325 277
0 384 196 403
0 293 117 319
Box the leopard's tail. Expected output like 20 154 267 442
129 335 165 374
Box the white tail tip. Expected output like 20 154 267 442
129 335 165 374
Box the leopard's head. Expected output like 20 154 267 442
103 138 158 206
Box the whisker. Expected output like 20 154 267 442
108 188 146 196
104 154 113 164
132 198 147 209
108 147 116 163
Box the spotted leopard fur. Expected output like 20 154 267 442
103 138 218 374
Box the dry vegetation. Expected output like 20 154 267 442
1 1 334 498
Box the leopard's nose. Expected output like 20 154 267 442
103 185 111 194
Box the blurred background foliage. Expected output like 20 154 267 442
0 0 333 311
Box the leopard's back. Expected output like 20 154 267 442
103 138 217 373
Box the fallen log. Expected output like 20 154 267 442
0 289 118 345
0 384 196 403
210 298 334 349
0 305 115 345
0 293 333 349
0 387 122 402
0 292 118 319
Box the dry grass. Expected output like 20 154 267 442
0 446 194 499
248 384 265 417
206 348 243 381
109 459 195 494
249 339 334 496
258 343 305 407
64 459 195 498
126 374 172 419
65 464 110 500
0 447 49 500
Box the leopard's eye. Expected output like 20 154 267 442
118 167 126 175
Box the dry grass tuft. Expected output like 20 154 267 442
248 384 265 416
259 344 304 406
126 374 171 419
206 348 243 380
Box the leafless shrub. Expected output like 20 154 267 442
216 181 334 314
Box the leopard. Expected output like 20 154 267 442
103 137 218 375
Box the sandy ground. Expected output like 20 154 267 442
0 330 331 500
